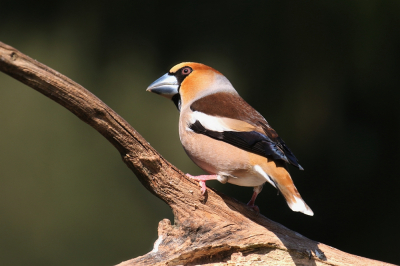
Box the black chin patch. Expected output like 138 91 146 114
171 94 181 111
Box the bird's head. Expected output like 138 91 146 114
146 62 235 111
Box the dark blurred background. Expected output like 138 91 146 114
1 1 399 265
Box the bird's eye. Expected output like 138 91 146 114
181 67 192 75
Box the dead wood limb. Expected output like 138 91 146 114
0 41 393 266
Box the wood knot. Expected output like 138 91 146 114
139 155 160 174
314 249 326 260
10 52 18 61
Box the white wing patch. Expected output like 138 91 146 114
187 111 255 133
253 165 277 188
187 111 235 132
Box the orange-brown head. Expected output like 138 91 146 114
147 62 236 111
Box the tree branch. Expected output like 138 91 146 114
0 41 393 266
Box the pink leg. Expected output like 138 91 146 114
186 174 218 195
247 185 263 213
247 191 259 207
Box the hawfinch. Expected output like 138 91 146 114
147 62 313 216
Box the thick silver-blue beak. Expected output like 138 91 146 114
146 73 179 99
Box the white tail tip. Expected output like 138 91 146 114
288 196 314 216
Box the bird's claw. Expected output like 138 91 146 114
199 180 207 195
186 173 208 195
247 202 260 214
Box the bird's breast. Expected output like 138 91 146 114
179 111 266 187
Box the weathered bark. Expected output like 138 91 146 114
0 41 393 266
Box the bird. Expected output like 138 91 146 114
146 62 313 216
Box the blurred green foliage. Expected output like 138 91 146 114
0 1 399 265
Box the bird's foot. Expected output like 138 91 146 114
246 202 260 213
186 174 218 195
198 180 207 194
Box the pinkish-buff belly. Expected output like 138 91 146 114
180 131 266 187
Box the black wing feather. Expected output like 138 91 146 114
189 121 303 170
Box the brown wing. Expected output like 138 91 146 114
190 92 278 139
190 92 303 169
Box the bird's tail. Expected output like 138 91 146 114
276 175 314 216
